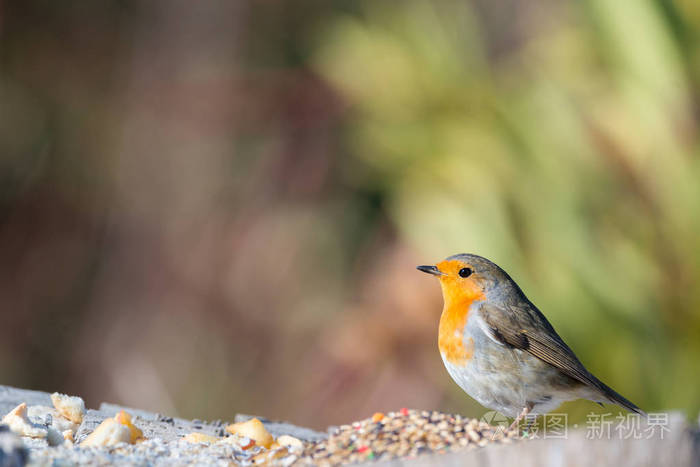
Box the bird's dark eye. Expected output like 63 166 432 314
458 267 473 278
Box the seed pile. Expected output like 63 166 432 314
297 409 519 465
4 392 522 467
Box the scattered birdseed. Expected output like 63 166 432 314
293 409 519 466
21 409 521 466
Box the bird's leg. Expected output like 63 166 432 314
508 406 531 432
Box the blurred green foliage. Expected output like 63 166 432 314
314 0 700 418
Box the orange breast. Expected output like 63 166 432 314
438 304 475 366
435 259 485 367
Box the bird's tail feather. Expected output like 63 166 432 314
594 380 646 417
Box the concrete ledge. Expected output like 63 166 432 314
1 385 698 466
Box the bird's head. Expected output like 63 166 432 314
417 253 517 306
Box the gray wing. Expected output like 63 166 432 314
480 302 645 415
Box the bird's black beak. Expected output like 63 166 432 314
417 265 445 276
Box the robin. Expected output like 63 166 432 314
417 253 644 430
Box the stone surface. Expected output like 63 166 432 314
0 425 28 467
377 412 698 467
0 384 328 465
1 384 699 466
0 386 325 446
0 388 52 418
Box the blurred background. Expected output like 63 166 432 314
1 0 699 430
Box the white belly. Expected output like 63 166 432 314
440 306 575 418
